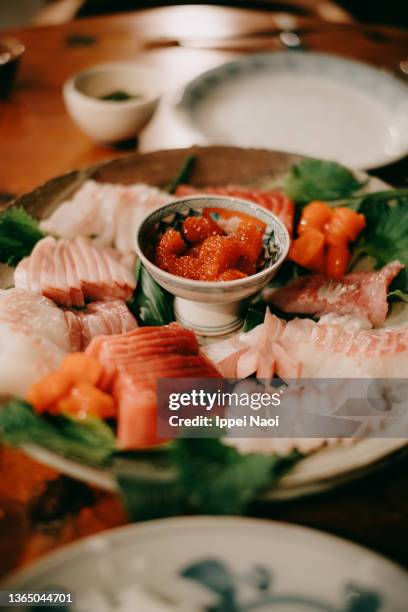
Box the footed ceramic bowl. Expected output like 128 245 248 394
136 196 289 336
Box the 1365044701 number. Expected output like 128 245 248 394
0 591 74 607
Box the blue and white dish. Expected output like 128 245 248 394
2 518 407 611
178 52 408 170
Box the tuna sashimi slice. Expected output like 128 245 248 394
267 261 404 326
86 323 221 449
176 184 295 234
114 376 159 449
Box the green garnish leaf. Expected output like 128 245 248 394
353 191 408 293
112 453 182 521
129 263 175 326
171 438 301 515
0 400 115 466
284 159 365 204
243 303 266 332
0 207 44 266
167 155 197 194
1 402 301 518
388 289 408 302
114 438 301 519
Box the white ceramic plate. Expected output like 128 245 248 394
2 517 408 611
2 147 405 501
178 52 408 170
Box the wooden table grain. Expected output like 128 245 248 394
0 5 407 581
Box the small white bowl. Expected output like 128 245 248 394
63 62 161 143
136 196 290 336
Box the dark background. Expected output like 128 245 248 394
1 1 407 30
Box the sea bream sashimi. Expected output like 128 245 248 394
0 290 139 396
266 261 404 326
0 289 71 396
204 309 408 379
14 236 136 307
176 184 295 235
86 323 221 449
64 300 138 351
40 180 175 255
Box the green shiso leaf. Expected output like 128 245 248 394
0 207 44 266
171 438 302 515
353 190 408 294
0 400 115 466
284 159 365 204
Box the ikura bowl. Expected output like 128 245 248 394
136 196 290 337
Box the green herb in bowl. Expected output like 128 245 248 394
100 90 142 102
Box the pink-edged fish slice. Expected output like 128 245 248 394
268 261 404 326
61 242 85 308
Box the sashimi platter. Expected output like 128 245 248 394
0 146 407 514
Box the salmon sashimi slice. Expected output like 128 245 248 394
267 261 404 326
176 184 295 235
204 308 408 379
40 180 175 255
14 236 136 307
86 323 221 449
64 300 138 351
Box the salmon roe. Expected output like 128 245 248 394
154 215 264 281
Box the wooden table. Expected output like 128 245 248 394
0 5 407 196
0 5 408 579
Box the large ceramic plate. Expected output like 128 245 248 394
178 52 408 170
1 146 406 500
2 517 408 611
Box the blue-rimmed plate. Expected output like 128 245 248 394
2 517 408 611
178 52 408 170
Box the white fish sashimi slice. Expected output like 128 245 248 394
63 300 138 351
27 235 55 293
0 289 71 396
61 243 84 307
69 238 91 298
40 180 175 255
205 309 408 379
0 288 71 352
14 236 136 306
267 260 404 327
40 180 114 243
40 237 73 307
289 321 408 378
13 257 29 289
0 321 66 396
114 184 175 255
64 310 83 352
